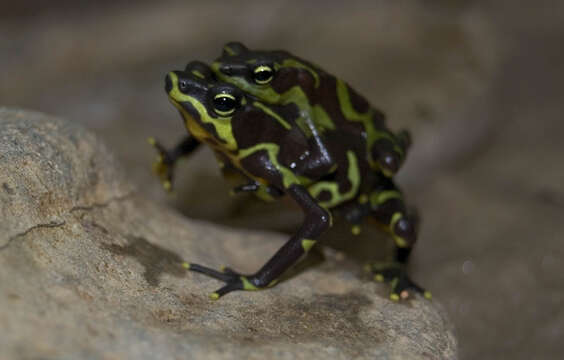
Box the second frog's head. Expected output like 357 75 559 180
211 41 322 103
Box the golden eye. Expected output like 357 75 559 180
253 65 274 85
213 93 237 116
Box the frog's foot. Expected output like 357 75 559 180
147 137 174 191
186 263 270 299
367 262 431 301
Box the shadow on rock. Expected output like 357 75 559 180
100 235 188 286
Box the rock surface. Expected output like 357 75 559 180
0 108 457 359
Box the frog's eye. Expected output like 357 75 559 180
213 93 238 117
253 65 274 85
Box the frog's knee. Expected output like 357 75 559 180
390 213 416 248
371 140 401 176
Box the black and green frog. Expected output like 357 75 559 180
150 43 430 301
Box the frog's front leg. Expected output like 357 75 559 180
148 135 200 191
187 148 331 299
365 175 430 301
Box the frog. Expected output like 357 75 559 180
150 56 429 301
209 42 427 299
211 42 412 178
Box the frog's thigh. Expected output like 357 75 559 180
239 145 300 190
307 150 360 208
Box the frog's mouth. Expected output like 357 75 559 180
165 71 204 129
165 71 189 111
165 71 186 105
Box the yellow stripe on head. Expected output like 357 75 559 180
167 72 238 151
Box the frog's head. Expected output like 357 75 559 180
165 61 247 150
211 42 320 104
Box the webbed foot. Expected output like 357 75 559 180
148 137 174 191
367 262 431 301
186 263 273 299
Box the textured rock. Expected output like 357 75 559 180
0 108 457 359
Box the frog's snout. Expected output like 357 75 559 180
166 71 194 96
165 73 173 93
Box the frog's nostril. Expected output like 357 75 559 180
164 73 173 93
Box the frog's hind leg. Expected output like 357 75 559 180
365 174 431 301
369 128 412 177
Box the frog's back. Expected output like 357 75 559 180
213 42 410 176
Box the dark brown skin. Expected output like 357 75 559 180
149 56 429 301
212 42 412 177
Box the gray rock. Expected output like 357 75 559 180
0 108 457 359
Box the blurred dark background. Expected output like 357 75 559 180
2 1 563 358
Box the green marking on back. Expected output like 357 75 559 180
312 105 336 131
308 150 360 208
336 79 397 167
281 58 320 88
238 143 300 189
336 79 373 123
252 101 292 130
